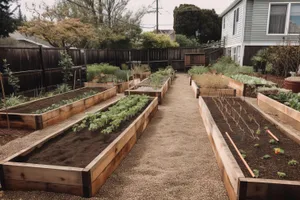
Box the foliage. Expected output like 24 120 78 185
274 148 285 155
33 90 98 114
59 52 74 84
2 59 20 93
262 154 271 160
269 92 300 112
131 64 151 76
1 94 25 108
148 67 174 89
253 169 259 178
141 32 179 49
269 139 277 145
188 66 209 76
0 0 17 37
173 4 221 43
72 95 150 135
53 84 71 94
193 74 229 89
19 18 97 48
277 172 287 179
254 143 260 148
252 49 269 73
288 159 299 166
114 69 131 82
175 34 199 47
231 74 276 86
211 57 253 76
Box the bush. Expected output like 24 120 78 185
252 49 269 73
211 56 253 75
87 63 119 81
176 34 199 47
59 51 74 84
141 32 179 48
188 66 209 76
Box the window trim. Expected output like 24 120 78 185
223 17 226 29
233 8 239 35
266 2 300 36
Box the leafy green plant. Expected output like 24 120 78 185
114 69 131 83
253 169 259 178
288 159 299 166
3 59 20 93
254 143 260 148
149 73 164 89
274 148 285 155
230 74 276 86
1 94 25 108
277 172 287 179
53 84 71 94
72 95 150 135
269 139 277 145
188 66 209 76
59 51 74 84
269 92 300 112
262 154 271 159
256 129 261 135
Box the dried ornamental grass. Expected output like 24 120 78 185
192 74 229 89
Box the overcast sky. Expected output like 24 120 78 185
20 0 233 30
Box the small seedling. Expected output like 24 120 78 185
239 149 247 159
254 143 260 148
269 139 277 145
264 126 269 130
277 172 287 179
274 148 285 155
253 169 259 178
256 129 261 135
288 159 299 166
241 153 247 159
262 154 271 159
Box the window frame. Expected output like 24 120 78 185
223 17 226 29
267 2 300 36
233 8 239 35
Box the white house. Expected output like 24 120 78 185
220 0 300 66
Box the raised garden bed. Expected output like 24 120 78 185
124 77 171 104
133 71 151 81
190 79 236 98
225 75 276 97
0 87 117 130
258 93 300 132
199 96 300 200
84 79 139 93
0 96 158 197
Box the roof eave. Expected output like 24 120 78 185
219 0 243 17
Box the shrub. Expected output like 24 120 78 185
3 59 20 93
87 63 119 82
141 32 179 48
252 49 269 73
59 51 74 84
211 56 253 75
176 34 199 47
188 66 209 76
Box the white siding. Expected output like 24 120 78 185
221 0 246 48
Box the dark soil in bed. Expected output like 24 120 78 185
7 87 106 114
0 128 32 146
204 97 300 180
14 101 151 168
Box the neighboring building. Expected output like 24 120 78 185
2 31 53 48
220 0 300 65
156 29 176 41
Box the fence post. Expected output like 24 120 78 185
147 49 150 66
39 45 47 91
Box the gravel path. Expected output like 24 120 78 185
1 74 228 200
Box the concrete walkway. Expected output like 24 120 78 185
2 74 228 200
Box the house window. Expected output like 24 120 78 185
233 8 239 35
289 4 300 33
223 17 226 29
268 4 288 34
268 3 300 35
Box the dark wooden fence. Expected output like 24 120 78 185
0 46 223 94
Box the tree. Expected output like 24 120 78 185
141 32 179 49
176 34 199 47
19 18 97 48
173 4 221 43
0 0 17 37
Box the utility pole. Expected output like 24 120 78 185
156 0 159 33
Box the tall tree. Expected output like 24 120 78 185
0 0 17 37
173 4 221 43
19 18 97 48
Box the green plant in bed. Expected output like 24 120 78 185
72 95 150 135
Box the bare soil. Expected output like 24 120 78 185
16 102 150 168
204 97 300 180
7 87 106 114
0 128 32 146
250 73 285 88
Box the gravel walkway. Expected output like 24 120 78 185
1 74 228 200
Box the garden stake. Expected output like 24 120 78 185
0 73 10 129
225 132 255 178
266 130 279 142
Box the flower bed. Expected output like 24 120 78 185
199 96 300 200
0 95 158 197
0 87 117 130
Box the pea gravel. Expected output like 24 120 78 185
0 74 228 200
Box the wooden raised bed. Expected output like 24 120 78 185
84 80 137 93
0 87 117 130
0 97 159 197
199 97 300 200
124 77 171 104
258 93 300 132
190 79 236 98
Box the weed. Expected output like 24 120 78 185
262 154 271 159
288 159 299 166
277 172 287 179
253 169 259 178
